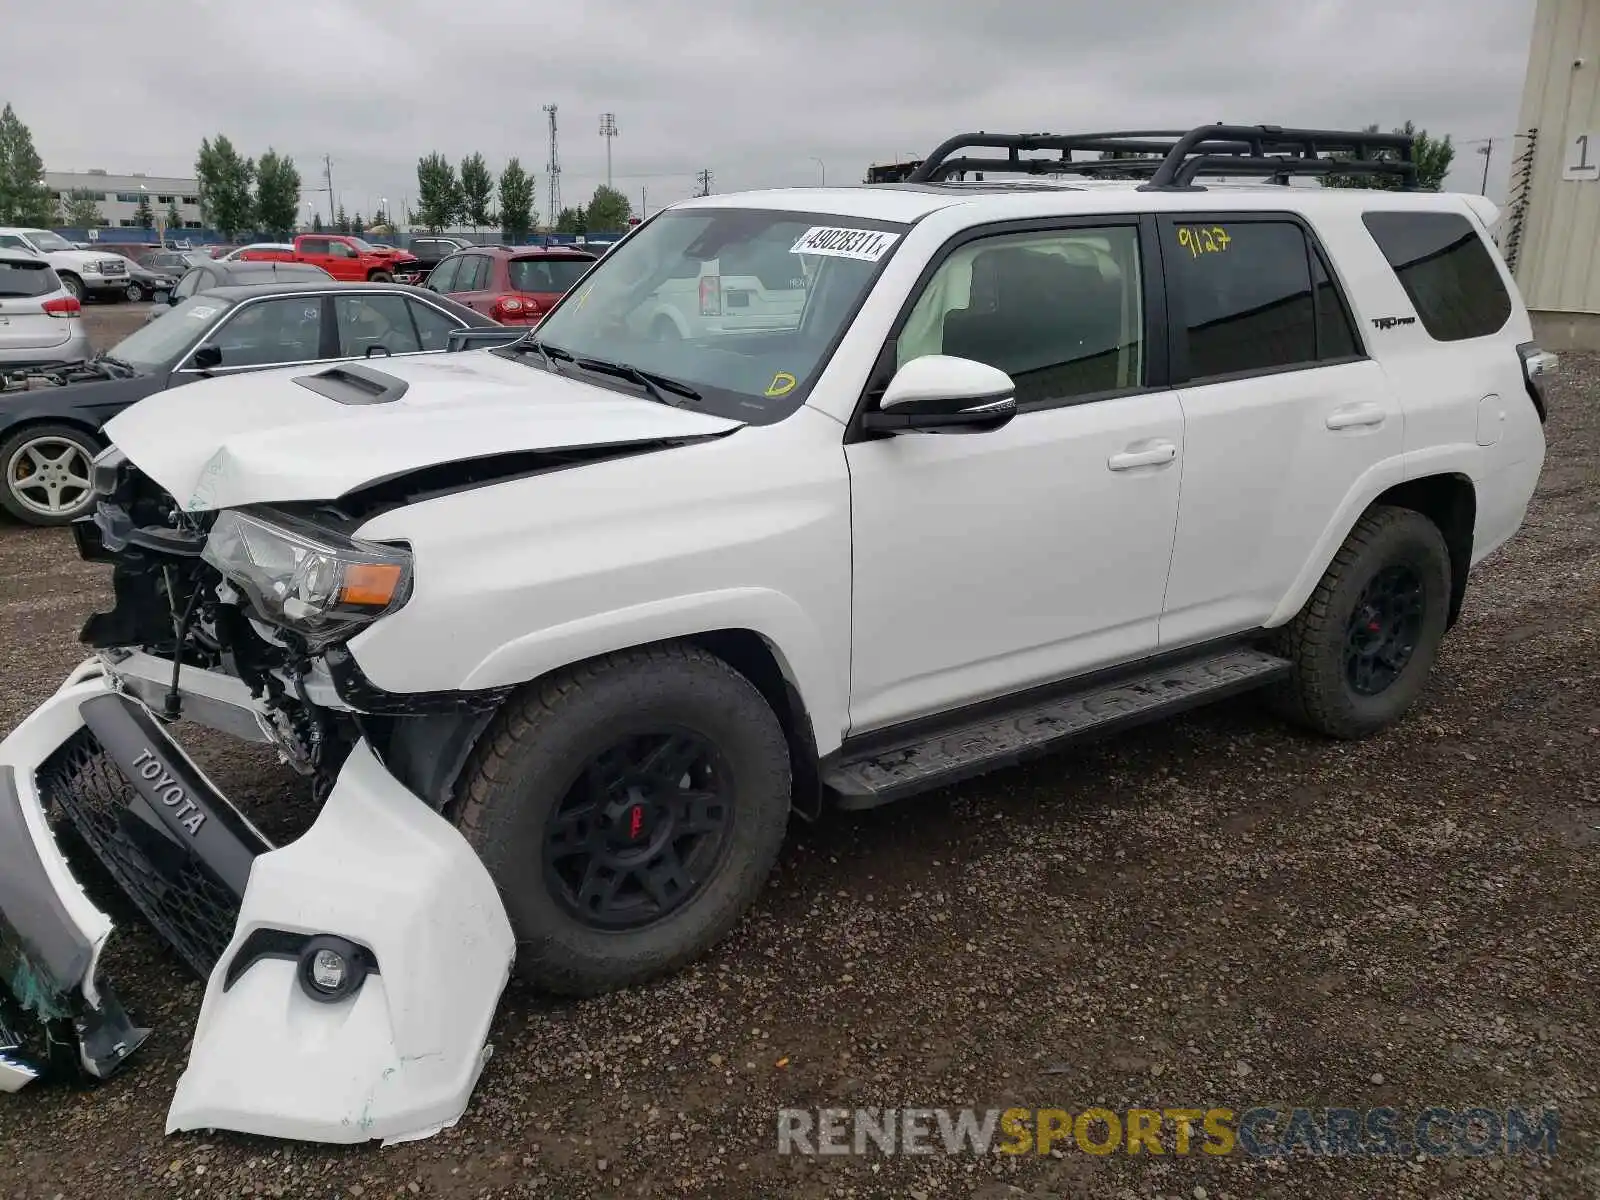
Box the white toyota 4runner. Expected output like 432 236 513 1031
0 126 1553 1144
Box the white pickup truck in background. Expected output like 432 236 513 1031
0 227 131 301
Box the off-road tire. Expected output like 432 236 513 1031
1267 505 1452 739
453 643 792 995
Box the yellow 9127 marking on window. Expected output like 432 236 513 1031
1177 225 1232 258
765 371 798 397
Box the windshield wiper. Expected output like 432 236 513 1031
570 356 703 407
92 353 140 378
502 337 571 375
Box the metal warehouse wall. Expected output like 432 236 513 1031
1514 0 1600 348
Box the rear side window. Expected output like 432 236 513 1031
1167 220 1315 380
1361 211 1512 342
0 260 57 297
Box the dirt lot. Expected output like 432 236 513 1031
0 312 1595 1199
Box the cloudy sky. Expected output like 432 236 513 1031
9 0 1538 223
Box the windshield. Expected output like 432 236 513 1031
108 296 232 370
525 208 906 423
24 230 74 252
508 257 593 294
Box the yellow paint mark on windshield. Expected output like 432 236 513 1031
765 371 798 397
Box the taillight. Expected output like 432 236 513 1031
698 275 722 317
42 296 80 317
1517 342 1557 424
492 296 526 321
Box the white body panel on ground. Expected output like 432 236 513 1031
167 740 515 1145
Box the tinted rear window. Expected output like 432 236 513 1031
0 261 56 298
508 257 593 294
1361 211 1512 342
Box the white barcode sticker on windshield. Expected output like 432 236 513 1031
790 227 899 262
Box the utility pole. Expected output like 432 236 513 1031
323 155 335 224
543 105 561 229
599 112 618 191
695 168 713 197
1477 139 1493 195
640 184 647 217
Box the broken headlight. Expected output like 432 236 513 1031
201 509 412 649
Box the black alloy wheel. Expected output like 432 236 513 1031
543 730 734 930
1343 564 1425 696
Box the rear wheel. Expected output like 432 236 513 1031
650 316 681 342
0 424 100 526
1268 505 1452 739
453 644 792 995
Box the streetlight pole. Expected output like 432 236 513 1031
810 157 825 186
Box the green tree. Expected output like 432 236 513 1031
254 148 301 237
351 210 366 233
335 204 350 234
459 152 495 232
165 199 181 229
1324 121 1455 191
554 205 586 234
497 157 535 241
0 103 55 225
415 152 463 232
62 188 103 227
312 212 325 233
585 184 631 231
195 134 256 236
133 191 154 228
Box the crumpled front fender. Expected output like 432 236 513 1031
166 739 516 1145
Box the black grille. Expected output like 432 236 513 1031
37 729 239 979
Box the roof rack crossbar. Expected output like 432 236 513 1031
899 124 1419 190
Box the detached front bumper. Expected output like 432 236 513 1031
0 654 515 1144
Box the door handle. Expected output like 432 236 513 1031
1108 441 1177 471
1326 404 1386 430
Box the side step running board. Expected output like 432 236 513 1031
822 647 1291 808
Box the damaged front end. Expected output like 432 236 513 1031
0 449 515 1143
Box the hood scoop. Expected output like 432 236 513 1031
292 363 410 406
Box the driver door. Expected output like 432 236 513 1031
844 218 1186 733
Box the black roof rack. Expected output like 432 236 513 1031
897 124 1417 190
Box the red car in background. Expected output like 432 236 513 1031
423 245 597 325
239 234 418 283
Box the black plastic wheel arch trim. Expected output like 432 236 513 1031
323 644 514 716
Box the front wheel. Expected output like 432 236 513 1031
1268 505 1453 739
453 644 792 995
0 424 101 525
58 275 84 303
367 270 393 283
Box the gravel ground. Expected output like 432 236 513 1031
0 317 1595 1199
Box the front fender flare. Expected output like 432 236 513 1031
456 586 848 757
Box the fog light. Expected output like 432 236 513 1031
309 949 347 992
294 935 372 1004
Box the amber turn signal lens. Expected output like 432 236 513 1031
339 562 404 607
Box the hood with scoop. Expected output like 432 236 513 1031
101 350 743 512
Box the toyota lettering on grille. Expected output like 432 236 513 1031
130 748 208 836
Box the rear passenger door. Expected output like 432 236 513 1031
449 254 494 311
1156 214 1403 648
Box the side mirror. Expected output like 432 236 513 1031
167 291 181 305
860 355 1018 433
191 344 223 370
